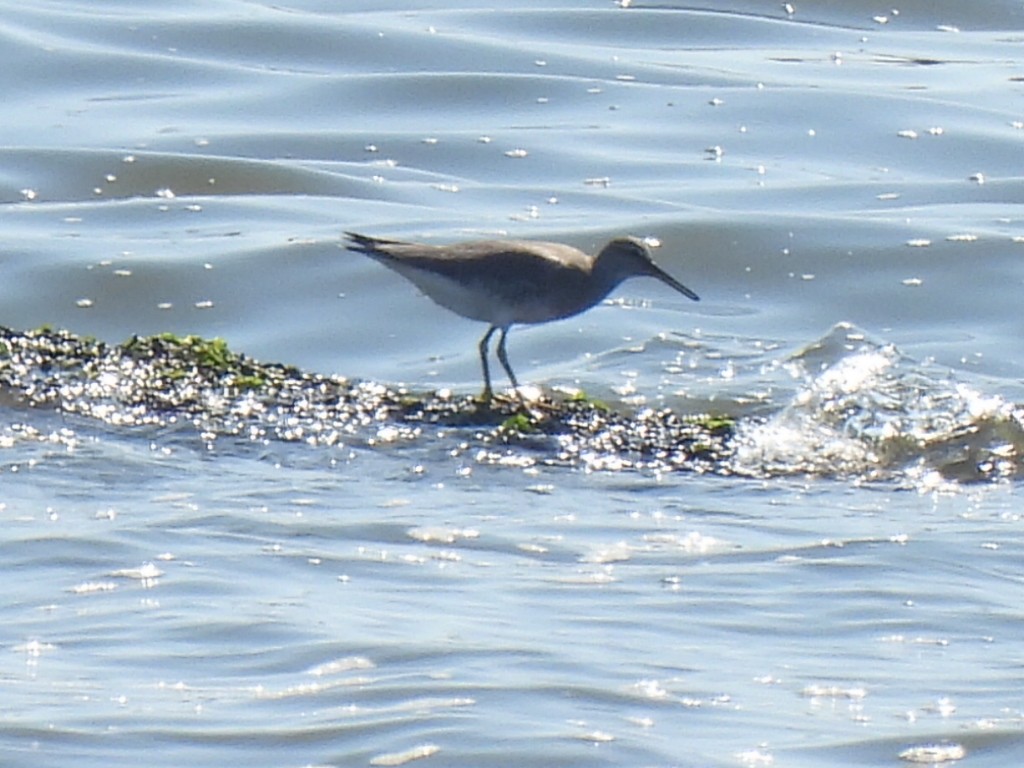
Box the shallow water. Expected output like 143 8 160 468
3 2 1024 766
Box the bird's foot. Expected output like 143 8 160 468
473 386 557 425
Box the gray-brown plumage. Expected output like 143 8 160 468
345 232 699 400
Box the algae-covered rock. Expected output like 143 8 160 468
0 326 734 472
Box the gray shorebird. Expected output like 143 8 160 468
345 232 700 401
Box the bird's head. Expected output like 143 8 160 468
596 237 700 301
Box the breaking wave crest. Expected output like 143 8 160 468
730 324 1024 485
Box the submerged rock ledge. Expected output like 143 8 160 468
0 326 734 473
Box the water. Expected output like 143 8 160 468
3 1 1024 765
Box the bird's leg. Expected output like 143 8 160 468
478 325 499 402
496 327 528 407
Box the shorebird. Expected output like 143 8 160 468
345 232 700 401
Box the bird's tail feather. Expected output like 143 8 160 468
344 231 406 255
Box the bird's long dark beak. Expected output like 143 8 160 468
650 264 700 302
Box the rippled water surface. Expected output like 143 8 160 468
3 1 1024 766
